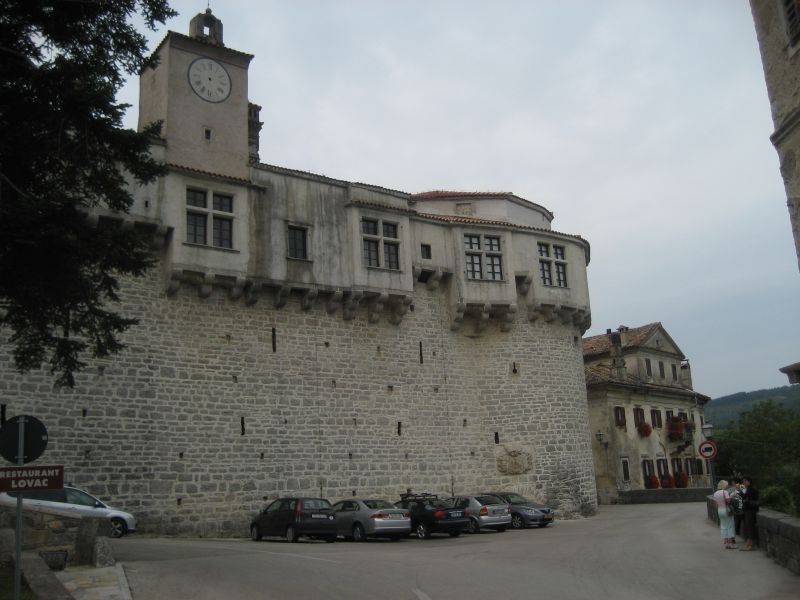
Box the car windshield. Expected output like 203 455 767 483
505 493 532 505
425 500 450 509
476 495 504 505
301 498 331 509
364 500 394 509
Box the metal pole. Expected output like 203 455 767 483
14 416 26 600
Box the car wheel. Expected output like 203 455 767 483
110 518 127 538
285 525 299 543
415 522 431 539
467 519 480 534
449 531 461 537
250 525 262 542
496 526 507 533
511 514 525 529
352 523 366 542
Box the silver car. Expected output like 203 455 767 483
0 486 137 538
447 495 511 534
332 498 411 541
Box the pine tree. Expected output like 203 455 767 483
0 0 176 386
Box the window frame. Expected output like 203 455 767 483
650 409 663 428
463 233 504 282
538 242 568 287
613 406 627 429
287 225 309 260
361 217 401 271
633 407 645 428
185 188 235 250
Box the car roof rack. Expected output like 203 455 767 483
399 491 438 501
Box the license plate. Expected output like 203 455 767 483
311 513 328 519
450 511 462 518
544 514 553 521
390 514 406 520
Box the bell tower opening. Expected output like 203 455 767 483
189 8 224 47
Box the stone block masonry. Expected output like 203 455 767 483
0 265 597 536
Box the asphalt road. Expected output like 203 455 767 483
112 503 797 600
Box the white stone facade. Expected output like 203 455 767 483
0 10 598 535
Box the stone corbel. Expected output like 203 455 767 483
229 277 247 301
166 270 182 295
301 288 318 311
368 293 388 323
528 302 556 323
557 305 576 325
198 273 214 299
426 269 443 290
327 290 343 314
151 225 169 250
500 304 518 332
342 291 363 321
274 285 291 308
574 309 592 334
451 302 466 331
388 295 413 325
476 303 492 332
244 281 262 306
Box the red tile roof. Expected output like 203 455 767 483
582 322 662 358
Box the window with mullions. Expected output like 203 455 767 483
538 242 568 287
186 188 234 249
464 234 503 281
361 217 400 270
784 0 800 45
287 226 308 260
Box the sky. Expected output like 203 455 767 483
118 1 800 399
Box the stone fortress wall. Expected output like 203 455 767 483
0 261 596 536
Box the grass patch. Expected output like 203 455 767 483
0 565 36 600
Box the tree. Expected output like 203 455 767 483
0 0 176 386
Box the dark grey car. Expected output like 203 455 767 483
332 498 411 541
483 491 554 529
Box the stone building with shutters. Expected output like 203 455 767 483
583 323 712 504
0 9 598 535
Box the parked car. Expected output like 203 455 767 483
0 486 136 538
331 498 411 541
446 494 511 533
484 491 554 528
394 493 470 539
250 497 337 542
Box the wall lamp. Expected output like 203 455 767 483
595 430 608 449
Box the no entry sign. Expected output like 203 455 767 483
698 440 718 459
0 465 64 492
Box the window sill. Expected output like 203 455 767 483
465 278 507 283
365 265 402 273
183 242 240 254
287 256 313 263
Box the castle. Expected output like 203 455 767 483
0 10 597 535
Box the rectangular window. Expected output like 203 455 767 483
466 254 482 279
645 358 652 376
658 361 665 378
656 459 668 477
650 409 663 428
665 410 674 421
539 260 553 286
621 458 630 482
185 188 234 249
614 406 626 428
642 459 654 477
671 458 682 474
186 212 206 245
361 217 401 270
633 407 645 428
685 458 695 475
678 411 687 422
671 364 678 380
421 244 432 259
362 239 379 267
384 242 399 270
288 226 308 260
538 242 567 287
463 234 503 282
784 0 800 45
486 254 503 281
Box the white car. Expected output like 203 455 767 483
0 486 136 537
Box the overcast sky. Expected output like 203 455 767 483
119 1 800 399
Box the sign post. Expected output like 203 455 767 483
698 440 718 490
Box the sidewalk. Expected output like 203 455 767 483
54 563 132 600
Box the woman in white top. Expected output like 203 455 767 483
712 479 736 549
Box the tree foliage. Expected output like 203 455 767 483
0 0 176 386
715 400 800 515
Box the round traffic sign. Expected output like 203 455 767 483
0 415 49 464
698 440 717 459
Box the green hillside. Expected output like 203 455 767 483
706 385 800 429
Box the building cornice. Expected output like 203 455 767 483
770 104 800 146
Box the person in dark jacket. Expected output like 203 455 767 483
740 476 759 551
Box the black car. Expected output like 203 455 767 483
250 497 337 542
395 493 470 539
484 491 554 529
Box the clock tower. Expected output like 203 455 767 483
138 9 254 180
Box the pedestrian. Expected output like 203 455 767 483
740 476 759 551
712 479 736 549
728 477 744 536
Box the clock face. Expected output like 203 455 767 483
188 58 231 103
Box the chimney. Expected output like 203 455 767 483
608 328 627 380
248 103 263 164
